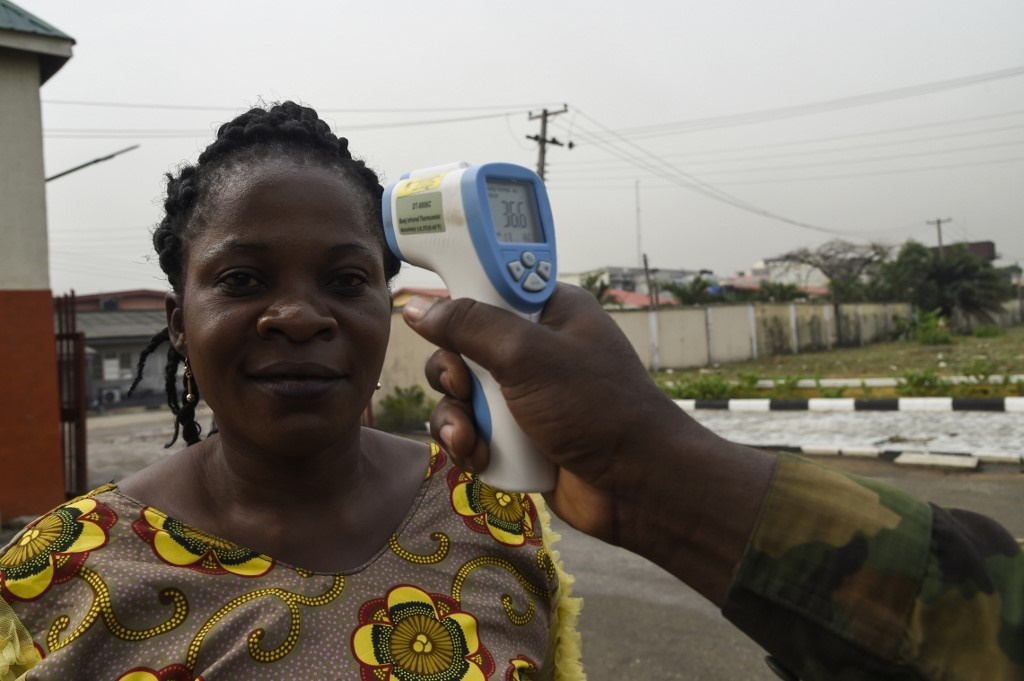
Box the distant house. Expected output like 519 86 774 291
58 290 168 408
563 266 703 295
75 289 166 312
603 288 676 310
77 309 169 409
930 240 997 262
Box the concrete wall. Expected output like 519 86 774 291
0 41 68 518
0 46 49 289
653 307 708 369
0 290 65 518
376 300 916 406
705 305 756 364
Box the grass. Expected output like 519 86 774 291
654 325 1024 399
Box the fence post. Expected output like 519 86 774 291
748 304 758 360
823 304 833 349
705 306 714 366
789 303 799 354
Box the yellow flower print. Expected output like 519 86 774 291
353 585 495 681
132 508 273 577
114 664 192 681
506 655 539 680
448 469 540 547
0 498 116 601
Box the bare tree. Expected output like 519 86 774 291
776 240 891 345
777 240 891 303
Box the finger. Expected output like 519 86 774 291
424 349 474 400
429 398 491 473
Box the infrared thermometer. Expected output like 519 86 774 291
383 162 557 492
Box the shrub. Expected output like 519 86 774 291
914 311 954 345
895 309 955 345
375 385 435 433
667 374 735 400
962 358 998 385
773 375 802 398
897 369 949 397
735 371 762 398
973 325 1004 338
815 377 847 398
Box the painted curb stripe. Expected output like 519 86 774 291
678 398 1016 412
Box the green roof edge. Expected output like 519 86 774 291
0 0 75 43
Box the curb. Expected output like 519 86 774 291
674 397 1024 413
743 444 1024 469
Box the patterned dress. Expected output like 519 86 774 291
0 444 583 681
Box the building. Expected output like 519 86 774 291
562 265 704 295
76 309 169 409
0 1 75 518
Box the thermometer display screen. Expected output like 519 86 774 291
486 179 542 243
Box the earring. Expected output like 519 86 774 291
376 381 383 391
184 358 197 404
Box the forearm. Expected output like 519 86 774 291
722 454 1024 680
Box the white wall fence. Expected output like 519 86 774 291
379 298 1023 403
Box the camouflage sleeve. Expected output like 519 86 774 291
721 454 1024 681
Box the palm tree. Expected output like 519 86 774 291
874 241 1012 331
579 273 620 307
661 276 712 305
757 280 802 302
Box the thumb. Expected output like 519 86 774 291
402 296 532 375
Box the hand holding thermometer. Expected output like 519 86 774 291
383 162 557 492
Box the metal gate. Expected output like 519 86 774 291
55 292 87 498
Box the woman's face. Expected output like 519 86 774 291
167 158 392 455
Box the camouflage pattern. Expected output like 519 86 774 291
722 454 1024 681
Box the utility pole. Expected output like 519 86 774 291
526 105 571 180
643 253 661 371
635 180 642 268
927 217 952 260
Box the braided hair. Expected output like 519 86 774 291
127 101 401 446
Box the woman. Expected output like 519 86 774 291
0 102 582 680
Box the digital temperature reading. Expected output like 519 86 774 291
487 179 542 243
383 162 558 492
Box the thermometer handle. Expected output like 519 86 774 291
465 357 556 493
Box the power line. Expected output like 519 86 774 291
43 111 527 139
566 108 857 236
589 65 1024 140
42 99 561 114
660 110 1024 158
546 155 1024 186
687 156 1024 185
655 139 1024 177
552 109 1024 173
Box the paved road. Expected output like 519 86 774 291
7 407 1023 679
691 408 1024 460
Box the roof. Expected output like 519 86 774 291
0 0 75 83
0 1 72 40
605 288 675 309
72 310 167 342
75 289 166 302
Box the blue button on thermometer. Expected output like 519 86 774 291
383 162 557 492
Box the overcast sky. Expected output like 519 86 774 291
26 0 1024 295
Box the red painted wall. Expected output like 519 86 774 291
0 290 65 519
